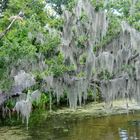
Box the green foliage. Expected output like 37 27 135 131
80 12 89 23
0 0 62 91
87 88 100 102
46 0 76 14
39 35 60 58
66 0 77 12
1 0 140 113
46 0 65 14
127 13 140 30
77 71 85 78
79 53 86 65
91 0 104 11
32 93 49 110
94 14 121 51
98 70 113 80
46 53 73 77
48 18 64 29
106 0 131 17
105 0 140 31
77 35 88 48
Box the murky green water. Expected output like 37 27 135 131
1 112 140 140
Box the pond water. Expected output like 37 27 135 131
1 112 140 140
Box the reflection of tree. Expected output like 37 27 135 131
118 128 128 139
119 122 140 139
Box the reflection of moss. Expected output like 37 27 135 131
30 109 47 128
0 114 21 126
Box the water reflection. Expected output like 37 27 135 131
119 128 128 140
28 113 140 140
1 113 140 140
0 126 31 140
119 120 140 140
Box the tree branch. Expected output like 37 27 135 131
0 12 23 40
128 53 139 64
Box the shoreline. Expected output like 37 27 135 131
47 100 140 119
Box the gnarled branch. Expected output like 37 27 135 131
0 12 24 40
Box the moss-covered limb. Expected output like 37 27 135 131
92 0 140 51
94 12 121 52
